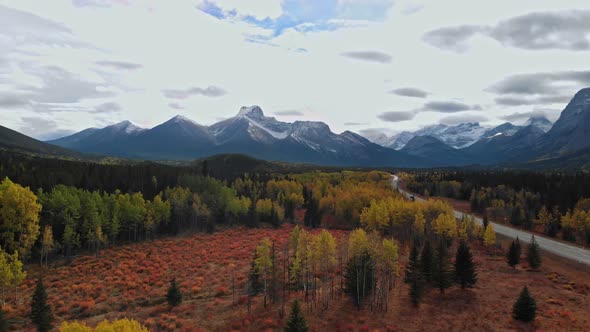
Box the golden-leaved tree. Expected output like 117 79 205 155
0 178 42 259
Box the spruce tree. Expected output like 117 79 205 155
515 236 522 258
166 278 182 308
527 235 541 269
507 239 520 268
30 278 53 332
0 306 8 332
404 241 420 285
284 299 308 332
420 239 433 283
513 286 536 322
432 238 453 294
454 241 477 289
409 266 424 307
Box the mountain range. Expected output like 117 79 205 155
48 106 429 167
1 88 589 169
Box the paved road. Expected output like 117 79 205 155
392 175 590 266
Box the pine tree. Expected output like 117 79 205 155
166 278 182 308
404 240 424 306
515 236 522 258
404 241 420 285
513 286 536 322
454 241 477 289
420 239 433 283
0 306 8 332
507 239 520 268
527 236 541 269
30 278 53 332
284 299 308 332
432 238 453 293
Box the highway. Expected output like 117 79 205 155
392 175 590 266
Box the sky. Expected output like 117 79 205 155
1 0 590 140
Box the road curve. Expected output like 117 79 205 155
391 175 590 266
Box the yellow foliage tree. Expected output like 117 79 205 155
483 224 496 248
0 178 42 258
433 213 457 239
413 211 426 237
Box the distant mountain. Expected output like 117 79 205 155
465 125 546 165
0 125 88 159
41 87 590 169
525 116 553 133
373 122 489 150
481 122 522 139
51 106 430 167
400 135 473 166
49 120 144 154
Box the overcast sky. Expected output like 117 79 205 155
1 0 590 140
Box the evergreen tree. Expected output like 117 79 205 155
284 299 308 332
420 239 433 283
166 278 182 308
515 236 522 258
513 286 536 322
482 215 489 229
454 241 477 289
527 236 541 269
404 241 424 306
404 241 420 285
432 238 453 293
507 239 520 268
0 306 8 332
30 279 53 332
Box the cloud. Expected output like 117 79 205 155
344 122 369 126
423 10 590 51
440 114 489 125
340 51 392 64
28 66 113 104
494 95 571 106
358 127 391 138
92 102 121 113
422 25 483 52
96 60 143 71
377 110 416 122
389 87 429 98
423 100 473 113
488 71 590 95
490 10 590 51
19 116 75 140
162 85 227 99
168 103 184 110
488 70 590 107
0 94 29 108
500 109 556 123
274 110 304 116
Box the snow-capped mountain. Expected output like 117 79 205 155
49 106 429 167
49 120 144 152
481 122 522 139
370 122 490 150
525 116 553 133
